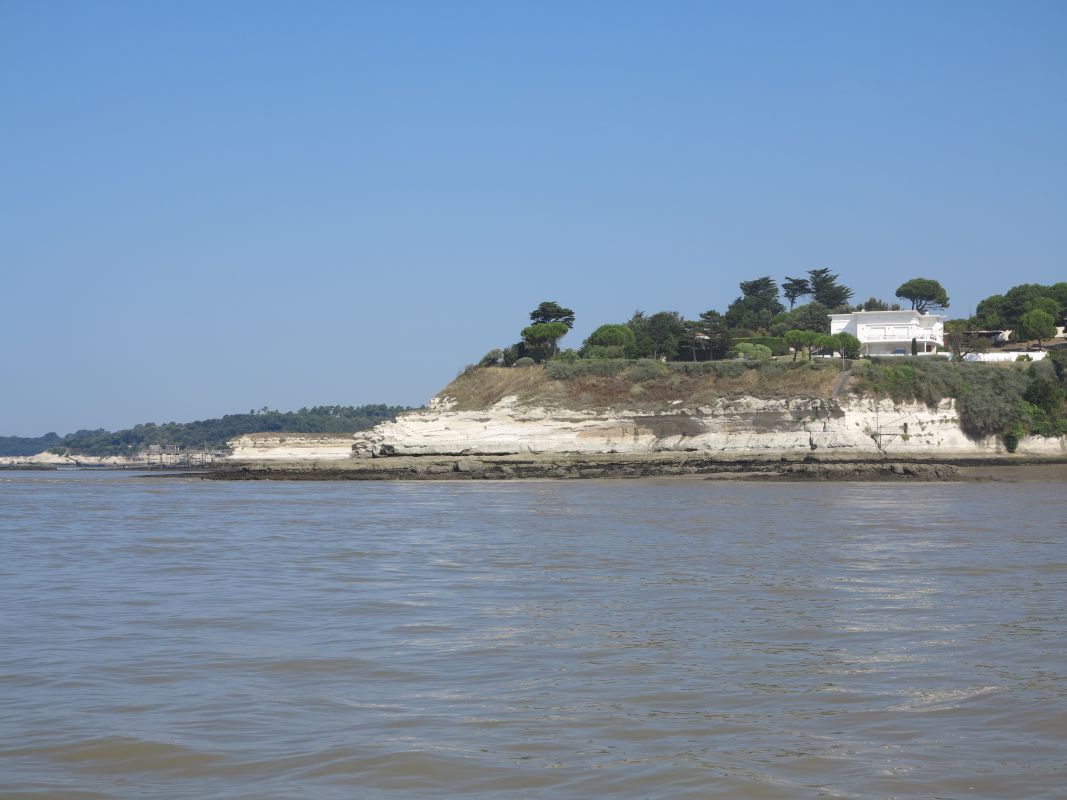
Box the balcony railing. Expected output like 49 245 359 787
857 332 940 342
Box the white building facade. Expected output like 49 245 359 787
829 310 944 356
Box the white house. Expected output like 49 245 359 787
829 310 944 356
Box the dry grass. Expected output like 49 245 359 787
439 363 840 411
444 367 554 410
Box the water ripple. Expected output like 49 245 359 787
1 472 1065 798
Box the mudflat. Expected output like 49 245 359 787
958 462 1067 482
202 453 1067 482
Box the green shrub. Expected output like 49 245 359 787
501 344 521 366
732 336 789 356
628 359 668 382
1024 373 1064 414
849 358 1055 443
587 359 629 376
735 342 773 361
544 359 628 380
1049 349 1067 385
713 362 748 379
668 362 720 377
1022 373 1065 437
833 332 862 359
880 364 918 403
1017 401 1058 438
665 360 792 380
582 344 628 360
514 357 536 368
479 349 503 367
1004 421 1026 452
854 358 964 407
955 370 1027 439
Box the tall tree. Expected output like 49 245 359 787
1052 283 1067 324
678 311 733 361
809 333 836 360
739 276 781 303
646 311 686 359
529 301 576 329
782 276 811 309
973 294 1007 329
1003 284 1059 328
680 321 708 362
974 283 1067 329
833 332 862 359
582 323 635 359
697 310 733 360
585 324 635 348
1027 296 1062 320
791 301 832 333
1016 309 1056 349
625 311 655 358
521 321 569 361
807 268 853 309
895 278 950 313
784 329 813 362
725 276 784 331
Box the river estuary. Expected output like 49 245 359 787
1 471 1065 798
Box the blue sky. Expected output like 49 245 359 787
2 1 1065 435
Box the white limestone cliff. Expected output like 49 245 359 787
341 394 1065 460
0 451 139 467
227 433 358 461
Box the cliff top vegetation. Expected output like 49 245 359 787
445 351 1067 451
443 361 842 412
485 277 1065 369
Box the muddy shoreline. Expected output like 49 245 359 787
195 453 1067 483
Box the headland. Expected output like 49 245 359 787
208 360 1067 482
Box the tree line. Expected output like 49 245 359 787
481 271 963 366
1 405 411 457
477 273 1066 369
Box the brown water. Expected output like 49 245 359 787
1 471 1065 798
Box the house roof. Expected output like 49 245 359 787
828 309 944 322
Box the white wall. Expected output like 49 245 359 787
965 351 1047 362
830 311 944 347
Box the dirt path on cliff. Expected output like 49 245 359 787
830 368 853 400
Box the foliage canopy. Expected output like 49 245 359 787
807 268 853 309
586 324 635 348
895 278 950 312
529 301 576 329
1016 309 1056 346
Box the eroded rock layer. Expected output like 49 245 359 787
227 433 358 461
341 395 1064 459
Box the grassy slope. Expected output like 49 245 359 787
441 361 841 411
